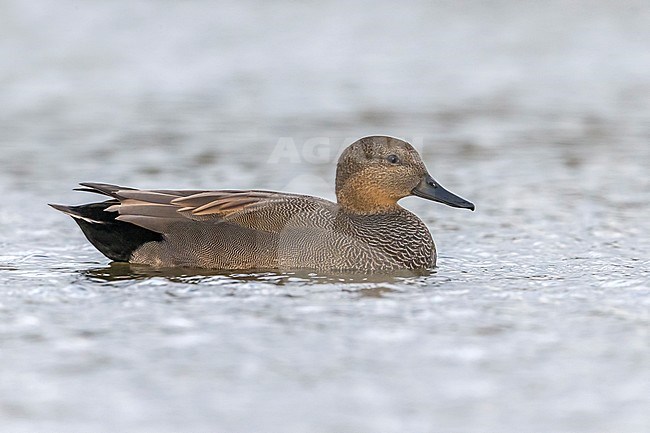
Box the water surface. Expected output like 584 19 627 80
1 1 649 432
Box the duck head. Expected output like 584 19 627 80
335 135 475 214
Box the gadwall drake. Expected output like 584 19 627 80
50 136 474 271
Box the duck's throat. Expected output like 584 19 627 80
336 183 401 214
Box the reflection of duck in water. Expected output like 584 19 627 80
51 136 474 272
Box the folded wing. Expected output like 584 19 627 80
78 182 336 235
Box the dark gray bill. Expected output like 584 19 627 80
412 174 475 211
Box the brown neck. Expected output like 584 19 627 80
336 175 402 214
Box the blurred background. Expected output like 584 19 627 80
1 1 649 432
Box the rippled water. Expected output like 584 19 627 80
1 1 649 432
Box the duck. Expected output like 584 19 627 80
50 135 474 272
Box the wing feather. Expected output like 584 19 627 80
78 183 336 235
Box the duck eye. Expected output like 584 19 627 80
387 154 400 164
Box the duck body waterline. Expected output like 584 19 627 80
51 136 474 272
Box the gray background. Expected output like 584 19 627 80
1 1 649 432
